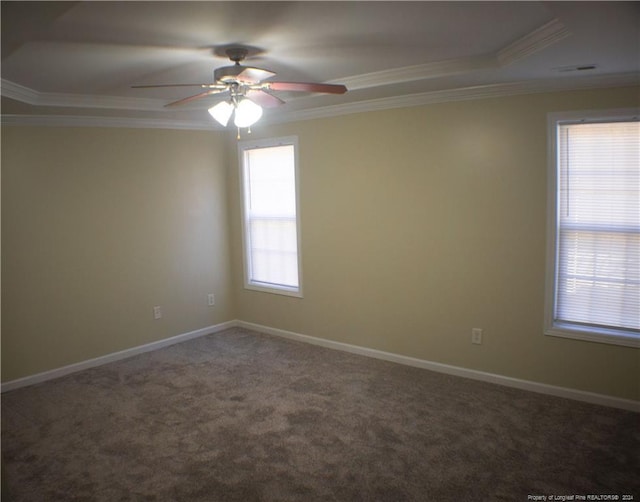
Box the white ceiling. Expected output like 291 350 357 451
1 1 638 130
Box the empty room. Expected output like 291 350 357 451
1 1 638 501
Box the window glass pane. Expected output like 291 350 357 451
246 145 296 216
555 120 640 335
240 139 301 294
559 122 639 228
249 218 299 287
557 229 639 329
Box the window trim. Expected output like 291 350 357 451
238 135 303 298
544 108 640 348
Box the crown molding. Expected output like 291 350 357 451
498 18 571 66
268 73 640 125
1 78 163 111
1 114 218 131
1 79 40 103
332 55 498 91
37 92 163 111
4 73 636 130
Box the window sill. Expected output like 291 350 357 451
545 323 640 348
244 282 303 298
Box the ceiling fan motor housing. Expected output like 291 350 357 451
214 65 251 83
213 47 254 83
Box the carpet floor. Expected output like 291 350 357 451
1 327 638 501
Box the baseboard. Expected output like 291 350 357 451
236 320 640 413
0 320 236 393
4 318 638 412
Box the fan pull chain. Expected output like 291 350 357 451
236 127 254 140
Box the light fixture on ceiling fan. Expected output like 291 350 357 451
132 47 347 135
207 85 263 128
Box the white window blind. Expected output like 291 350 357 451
240 138 301 296
547 114 639 346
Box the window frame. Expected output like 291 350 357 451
238 135 303 298
544 108 640 348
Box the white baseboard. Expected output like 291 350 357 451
3 318 638 412
0 320 236 393
236 320 640 413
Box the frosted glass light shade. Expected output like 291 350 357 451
234 99 263 128
208 101 233 126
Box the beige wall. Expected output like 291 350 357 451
228 86 640 401
2 127 234 381
2 87 638 401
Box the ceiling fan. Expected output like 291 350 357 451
132 47 347 128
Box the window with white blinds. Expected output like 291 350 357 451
545 110 639 347
239 137 302 297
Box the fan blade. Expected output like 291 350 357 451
268 82 347 94
246 89 285 108
215 64 276 84
236 67 276 84
165 89 226 107
132 83 225 89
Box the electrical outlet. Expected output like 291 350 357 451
153 306 162 320
207 293 215 306
471 328 483 345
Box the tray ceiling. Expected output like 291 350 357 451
1 1 638 130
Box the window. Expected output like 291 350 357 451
545 109 639 347
238 136 302 297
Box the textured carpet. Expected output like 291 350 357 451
2 327 638 501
